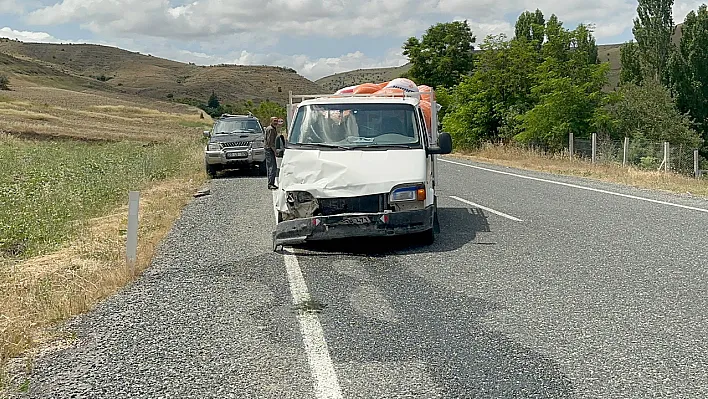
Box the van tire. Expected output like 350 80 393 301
420 204 438 246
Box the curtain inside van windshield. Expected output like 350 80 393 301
288 103 421 147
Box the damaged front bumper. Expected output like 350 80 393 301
272 206 434 249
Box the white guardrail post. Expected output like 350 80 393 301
695 149 701 179
126 191 140 273
568 132 574 160
591 132 597 164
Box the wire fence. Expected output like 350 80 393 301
568 134 707 178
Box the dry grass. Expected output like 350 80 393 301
0 168 206 390
0 80 213 391
0 83 212 142
453 144 708 198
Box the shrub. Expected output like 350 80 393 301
0 74 9 91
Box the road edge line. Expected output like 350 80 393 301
441 158 708 214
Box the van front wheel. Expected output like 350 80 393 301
420 205 438 246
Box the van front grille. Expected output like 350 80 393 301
317 194 387 216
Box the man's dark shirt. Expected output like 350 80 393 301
264 125 277 150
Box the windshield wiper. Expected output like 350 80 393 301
292 142 352 150
356 144 418 149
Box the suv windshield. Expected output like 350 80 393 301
213 119 263 134
288 103 421 148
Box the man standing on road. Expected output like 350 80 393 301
264 116 279 190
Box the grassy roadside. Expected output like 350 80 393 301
451 144 708 199
0 136 208 390
0 80 215 392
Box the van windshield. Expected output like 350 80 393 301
288 103 421 148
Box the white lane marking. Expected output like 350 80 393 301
284 253 344 399
449 196 524 222
441 158 708 215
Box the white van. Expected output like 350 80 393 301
271 90 452 251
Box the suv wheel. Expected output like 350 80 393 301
258 161 268 176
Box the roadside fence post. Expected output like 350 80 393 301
591 133 597 164
623 137 629 167
664 142 670 173
695 149 700 179
127 191 140 274
569 132 574 161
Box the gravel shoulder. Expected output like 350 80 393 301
19 172 314 399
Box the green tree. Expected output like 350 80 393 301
572 24 599 65
632 0 675 84
620 41 643 84
402 20 476 88
542 14 572 63
207 91 220 109
248 100 286 128
515 9 546 50
516 21 609 149
604 79 701 148
669 4 708 144
443 34 539 148
516 61 609 150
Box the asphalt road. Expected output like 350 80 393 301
18 156 708 398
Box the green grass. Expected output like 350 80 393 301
0 135 202 258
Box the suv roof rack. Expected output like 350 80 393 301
219 112 256 118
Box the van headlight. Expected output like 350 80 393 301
252 139 264 148
390 184 426 202
207 143 221 151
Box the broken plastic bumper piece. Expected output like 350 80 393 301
272 206 434 249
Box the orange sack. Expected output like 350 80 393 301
417 85 432 102
353 83 381 94
419 100 432 131
373 87 405 97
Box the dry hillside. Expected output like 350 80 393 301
315 64 412 92
0 39 324 105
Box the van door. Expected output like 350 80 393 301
417 107 435 206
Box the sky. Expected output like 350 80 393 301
0 1 705 81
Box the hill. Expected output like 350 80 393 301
315 64 412 92
0 39 324 105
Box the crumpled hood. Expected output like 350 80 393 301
277 148 428 200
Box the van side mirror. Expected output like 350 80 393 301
203 130 211 138
275 135 286 158
427 132 452 155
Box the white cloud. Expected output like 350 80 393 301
0 27 62 42
0 0 24 15
156 46 409 80
9 0 708 82
0 25 407 80
673 1 707 23
26 0 429 40
235 48 409 80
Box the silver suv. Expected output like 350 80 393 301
203 114 267 178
